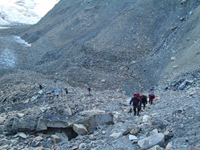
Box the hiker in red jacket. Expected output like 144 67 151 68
148 92 156 105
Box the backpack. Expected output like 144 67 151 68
141 95 147 104
149 93 155 99
133 92 141 98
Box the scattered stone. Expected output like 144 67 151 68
51 135 61 143
65 104 72 116
171 57 176 61
128 134 138 142
0 145 9 150
73 124 88 135
110 132 122 138
149 145 164 150
14 132 27 139
35 136 43 141
0 116 6 125
17 113 24 118
79 143 87 149
138 133 165 149
150 129 158 135
178 79 193 90
164 130 174 140
130 126 140 135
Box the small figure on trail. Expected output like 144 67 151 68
64 87 68 94
54 89 62 98
148 92 156 105
129 92 142 116
85 84 91 96
39 82 43 89
140 94 147 109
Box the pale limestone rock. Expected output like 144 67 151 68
14 132 27 139
17 113 24 118
149 145 164 150
71 145 78 150
38 90 43 94
110 132 122 138
164 130 174 140
35 136 43 141
79 143 87 149
171 57 176 61
101 79 106 83
142 115 152 123
138 133 165 149
130 126 140 135
31 95 38 101
65 104 72 115
0 145 9 150
173 65 178 68
166 142 173 150
79 109 106 115
73 124 88 135
0 116 6 125
150 129 158 135
51 135 61 143
129 134 138 141
124 106 131 113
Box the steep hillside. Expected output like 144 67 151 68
0 0 200 150
3 0 196 94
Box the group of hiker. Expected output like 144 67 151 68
38 82 155 117
38 82 90 96
129 91 156 116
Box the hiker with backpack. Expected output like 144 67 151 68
39 82 43 90
140 94 147 109
64 87 68 94
148 92 156 105
129 92 142 116
85 84 91 95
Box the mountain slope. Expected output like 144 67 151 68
1 0 200 93
0 0 200 150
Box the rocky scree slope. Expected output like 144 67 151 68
0 71 199 150
0 0 200 149
1 0 199 93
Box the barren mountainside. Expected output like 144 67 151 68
0 0 200 93
0 0 200 150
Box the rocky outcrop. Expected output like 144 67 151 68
3 107 114 136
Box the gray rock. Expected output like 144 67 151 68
178 79 194 90
4 116 37 134
73 124 88 135
138 133 165 149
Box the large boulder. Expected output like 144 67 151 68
4 109 113 135
3 116 38 134
138 133 165 149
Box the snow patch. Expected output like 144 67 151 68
0 48 16 68
0 0 60 25
0 27 10 29
12 36 31 47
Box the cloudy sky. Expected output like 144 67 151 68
0 0 59 26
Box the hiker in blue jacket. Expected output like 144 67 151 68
129 92 142 116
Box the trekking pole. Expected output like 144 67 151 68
129 105 132 114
